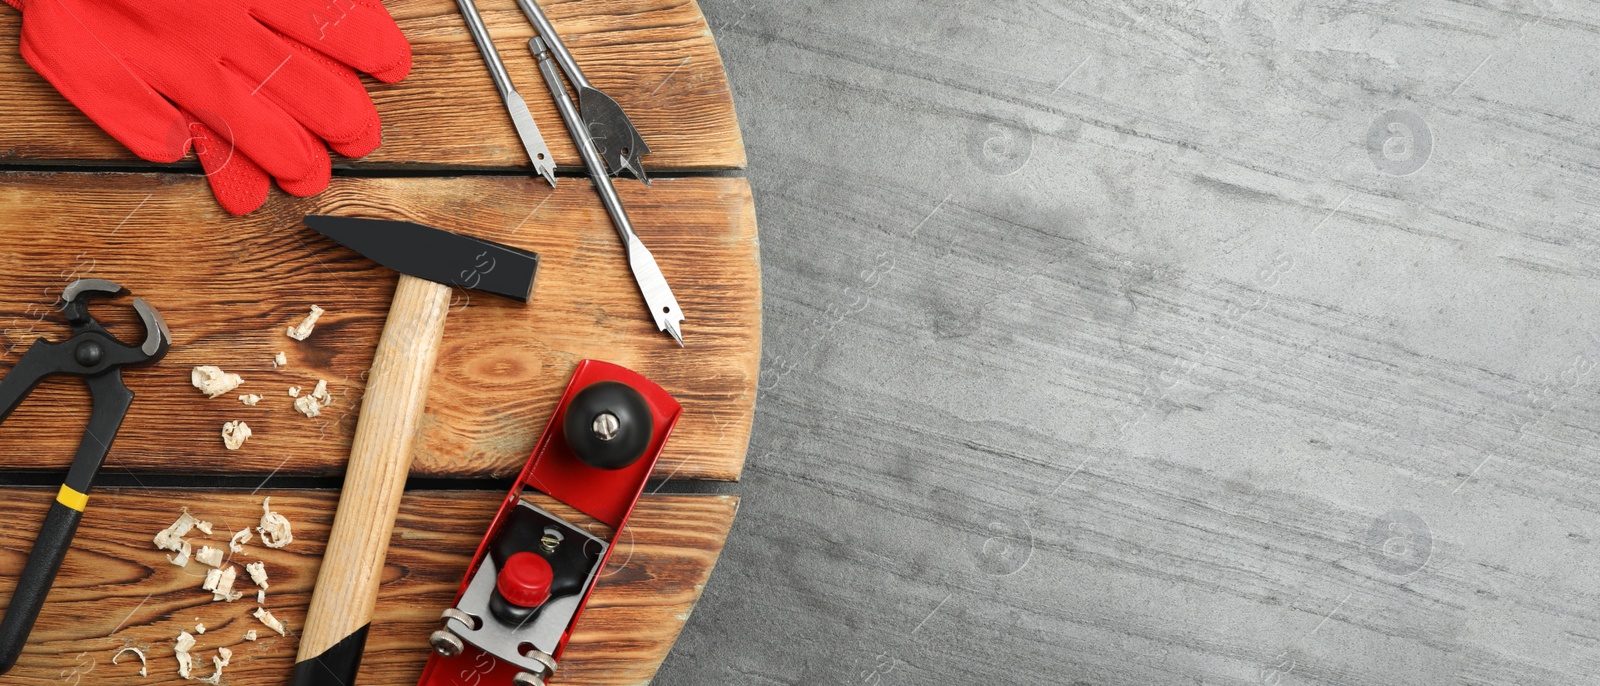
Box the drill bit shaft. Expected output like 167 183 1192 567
530 37 684 344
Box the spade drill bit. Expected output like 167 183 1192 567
531 37 684 345
456 0 557 186
512 0 652 184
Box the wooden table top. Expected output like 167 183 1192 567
0 0 754 683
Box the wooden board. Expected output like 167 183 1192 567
0 0 746 172
0 1 753 682
0 172 759 482
0 489 738 685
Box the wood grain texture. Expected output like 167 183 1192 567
299 275 451 661
0 172 760 482
0 0 746 172
0 488 737 685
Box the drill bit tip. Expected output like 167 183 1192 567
664 319 684 347
504 90 558 189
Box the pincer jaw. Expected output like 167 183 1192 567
57 279 172 363
132 299 172 360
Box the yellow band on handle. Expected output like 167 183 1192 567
56 484 88 512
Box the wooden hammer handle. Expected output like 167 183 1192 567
294 274 452 685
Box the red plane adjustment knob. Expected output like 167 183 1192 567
497 552 555 608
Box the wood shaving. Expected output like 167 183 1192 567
258 589 266 604
286 305 324 341
229 528 251 553
243 630 257 642
194 546 223 568
201 565 243 602
240 394 262 406
198 647 231 685
293 379 332 418
246 561 269 589
174 631 196 679
257 498 293 548
274 352 287 368
191 366 243 398
195 622 205 635
218 567 243 601
154 509 199 551
221 421 252 450
288 386 301 397
254 607 286 636
292 395 320 417
112 646 147 677
195 521 213 535
166 539 192 567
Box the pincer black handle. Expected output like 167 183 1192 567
0 496 84 674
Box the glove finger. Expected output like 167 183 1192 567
227 29 383 157
249 0 412 83
186 113 270 216
16 0 189 163
191 111 331 209
150 60 329 186
276 144 333 198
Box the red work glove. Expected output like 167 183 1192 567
3 0 411 215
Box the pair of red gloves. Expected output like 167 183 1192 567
3 0 412 215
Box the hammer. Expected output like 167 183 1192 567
293 215 539 686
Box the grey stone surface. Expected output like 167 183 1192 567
658 1 1600 684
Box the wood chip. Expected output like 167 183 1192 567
194 546 223 568
195 521 213 535
273 352 287 368
191 366 243 398
293 379 332 418
174 631 196 679
221 421 252 450
243 630 257 642
245 561 269 589
201 565 243 602
198 646 231 685
154 509 198 551
228 528 252 553
292 395 320 417
254 607 286 636
288 386 301 397
195 622 205 635
112 646 147 677
240 394 262 406
166 539 192 567
257 498 293 549
258 589 266 604
286 305 324 341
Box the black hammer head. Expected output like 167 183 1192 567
303 216 540 303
